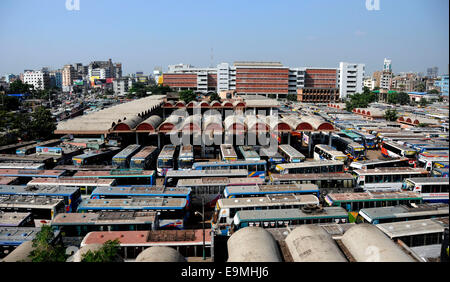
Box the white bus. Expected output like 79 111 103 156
178 145 194 170
211 194 319 235
313 144 348 162
404 177 449 203
417 151 449 171
157 145 177 176
380 141 418 166
275 160 345 175
353 167 429 192
220 144 237 161
278 145 305 163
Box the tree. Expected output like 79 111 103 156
345 91 377 112
179 90 197 103
428 89 439 94
286 94 297 102
419 98 429 107
415 83 426 92
384 108 399 121
8 80 33 94
397 92 410 105
81 239 121 262
0 95 20 111
28 225 67 262
29 106 56 140
209 92 221 102
387 93 398 104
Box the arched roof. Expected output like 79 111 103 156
113 116 143 131
224 115 247 133
163 101 175 108
282 116 314 132
180 114 202 132
245 115 270 132
221 101 234 108
175 101 186 108
210 100 222 108
227 227 282 262
265 116 292 132
203 113 223 132
135 246 186 262
340 224 415 262
301 116 334 131
136 115 163 132
158 111 188 132
285 225 347 262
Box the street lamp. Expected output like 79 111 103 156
194 196 206 261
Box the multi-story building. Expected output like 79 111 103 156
113 77 135 96
434 75 449 96
391 73 421 92
49 70 63 89
383 58 392 72
338 62 365 98
427 67 438 78
62 64 76 87
23 69 50 90
88 59 121 83
363 76 376 90
373 71 393 90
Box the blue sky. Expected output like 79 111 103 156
0 0 448 76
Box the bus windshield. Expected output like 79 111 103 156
158 158 173 168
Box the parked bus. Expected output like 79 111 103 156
350 157 410 170
77 197 188 229
238 146 260 161
231 206 349 233
80 229 211 260
0 154 55 168
275 160 345 175
410 143 449 154
90 186 191 203
339 130 364 144
192 160 267 178
178 145 194 170
212 194 320 235
72 169 156 186
269 173 355 194
220 144 237 161
313 144 348 162
278 144 305 163
417 151 449 171
165 169 249 188
130 146 158 170
404 177 449 203
72 147 122 166
325 191 423 212
258 146 285 170
331 135 366 161
376 217 448 248
352 130 377 149
0 163 45 170
15 139 60 156
223 183 320 198
112 144 141 169
0 185 81 213
380 141 417 166
51 211 158 237
157 145 177 176
432 167 449 178
353 167 429 191
355 203 449 224
0 195 65 226
27 177 115 198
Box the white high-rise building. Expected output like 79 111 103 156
338 62 365 99
383 58 392 72
23 69 50 91
363 77 376 90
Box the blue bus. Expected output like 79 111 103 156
0 185 81 213
223 183 320 198
77 197 189 229
331 134 366 161
90 186 191 204
130 146 158 170
412 144 449 154
352 130 377 149
72 147 122 166
432 167 449 178
192 160 267 178
112 144 141 169
258 146 285 171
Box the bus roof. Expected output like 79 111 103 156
131 146 157 160
0 212 33 227
0 163 45 170
0 185 79 196
0 153 54 163
276 160 344 169
353 167 428 175
158 145 176 159
0 195 64 209
218 194 319 209
91 186 191 197
376 217 449 239
236 206 348 221
0 227 41 246
315 144 347 156
239 146 260 160
112 144 141 159
278 144 305 159
193 160 266 167
326 191 422 203
220 144 237 158
179 145 194 158
166 169 249 178
27 177 115 187
405 177 449 185
225 184 320 196
259 147 283 158
73 170 155 178
0 169 65 178
176 177 264 187
270 172 354 181
51 211 157 226
359 203 449 221
0 177 19 185
78 197 187 210
73 147 121 160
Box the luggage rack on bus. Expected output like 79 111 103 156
146 230 196 242
110 169 144 175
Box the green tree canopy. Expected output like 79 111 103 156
209 92 221 102
345 91 377 112
81 239 121 262
286 94 297 102
428 89 439 94
29 106 56 140
179 90 197 103
8 80 33 94
28 225 67 262
384 108 399 121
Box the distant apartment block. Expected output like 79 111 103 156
338 62 365 98
23 69 50 90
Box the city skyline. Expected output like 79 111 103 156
0 0 448 76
